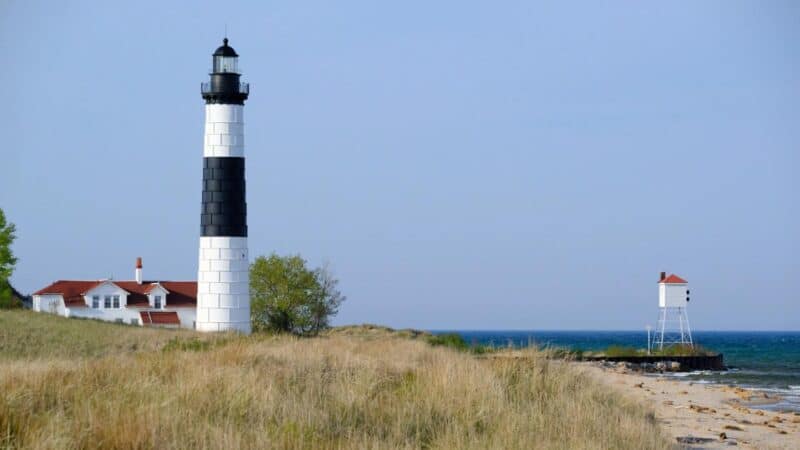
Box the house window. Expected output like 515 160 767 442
113 295 120 308
154 295 162 309
92 296 100 308
104 295 111 308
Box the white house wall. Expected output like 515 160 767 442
68 307 142 325
67 307 196 329
32 295 66 316
175 308 198 329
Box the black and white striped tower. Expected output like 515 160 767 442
197 38 251 333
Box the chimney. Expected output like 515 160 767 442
136 257 143 284
660 271 666 281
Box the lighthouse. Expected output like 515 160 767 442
655 272 692 349
196 38 251 333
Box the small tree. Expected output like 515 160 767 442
0 208 19 309
308 262 345 332
250 254 345 335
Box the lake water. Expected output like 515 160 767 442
431 330 800 413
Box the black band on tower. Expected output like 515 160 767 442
200 157 247 237
201 73 249 105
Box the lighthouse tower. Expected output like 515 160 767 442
655 272 692 349
196 38 251 333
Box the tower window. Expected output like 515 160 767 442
214 56 238 73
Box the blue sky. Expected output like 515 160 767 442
1 1 797 330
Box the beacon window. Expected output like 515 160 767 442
214 56 238 73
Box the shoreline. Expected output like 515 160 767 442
652 372 799 414
578 362 800 449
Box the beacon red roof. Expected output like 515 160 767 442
659 274 687 284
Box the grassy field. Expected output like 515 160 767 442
0 310 671 449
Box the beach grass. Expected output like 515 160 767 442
0 310 671 449
0 307 224 359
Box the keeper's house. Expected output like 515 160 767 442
32 258 196 328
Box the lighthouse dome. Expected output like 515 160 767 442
213 38 238 57
210 38 240 74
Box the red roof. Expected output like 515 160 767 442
33 280 196 308
34 280 103 307
157 282 196 306
140 311 180 325
659 274 687 284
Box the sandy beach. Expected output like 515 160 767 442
579 363 800 449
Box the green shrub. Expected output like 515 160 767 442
602 346 645 357
548 347 582 359
652 344 714 356
0 283 22 309
469 344 494 355
427 333 495 354
162 336 230 352
427 333 469 351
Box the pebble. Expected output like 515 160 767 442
676 436 714 444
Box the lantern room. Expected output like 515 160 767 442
213 38 239 73
202 38 249 105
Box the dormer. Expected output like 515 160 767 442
145 283 170 309
84 280 129 309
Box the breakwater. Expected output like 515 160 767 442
582 354 725 371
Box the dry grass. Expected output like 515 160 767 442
0 311 671 449
0 310 215 359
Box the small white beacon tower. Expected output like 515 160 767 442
655 272 693 349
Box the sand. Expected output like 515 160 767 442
578 363 800 449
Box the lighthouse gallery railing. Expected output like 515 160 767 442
201 82 249 95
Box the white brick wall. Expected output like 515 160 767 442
199 103 250 333
204 104 244 157
196 236 251 333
